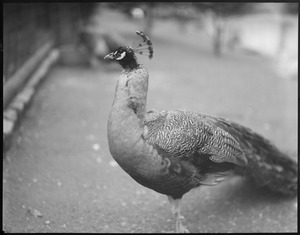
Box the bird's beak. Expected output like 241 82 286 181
104 52 115 60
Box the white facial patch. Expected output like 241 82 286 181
116 51 126 60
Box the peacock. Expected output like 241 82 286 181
104 31 297 233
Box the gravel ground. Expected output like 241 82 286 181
3 9 297 233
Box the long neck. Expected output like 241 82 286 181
112 67 148 121
119 59 139 71
118 50 139 71
107 67 149 160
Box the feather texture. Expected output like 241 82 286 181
143 110 297 196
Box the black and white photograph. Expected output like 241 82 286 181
3 2 298 233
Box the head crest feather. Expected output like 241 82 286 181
130 31 153 59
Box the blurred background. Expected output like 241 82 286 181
3 2 298 81
3 2 298 233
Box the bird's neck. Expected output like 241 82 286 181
119 59 139 71
111 67 148 120
107 67 149 160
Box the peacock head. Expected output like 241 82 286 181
104 31 153 70
104 46 135 62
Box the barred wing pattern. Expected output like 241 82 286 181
144 110 247 171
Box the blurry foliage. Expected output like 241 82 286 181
285 3 298 14
78 2 98 20
105 2 138 16
191 3 256 56
104 2 156 16
99 2 297 57
193 2 254 17
104 2 157 36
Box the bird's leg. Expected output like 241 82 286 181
167 196 189 233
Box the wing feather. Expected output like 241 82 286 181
144 110 247 167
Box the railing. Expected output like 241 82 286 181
3 3 95 109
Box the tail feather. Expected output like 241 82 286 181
211 117 298 196
244 149 297 196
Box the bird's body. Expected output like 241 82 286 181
105 32 297 232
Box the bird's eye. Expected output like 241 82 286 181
116 51 126 60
